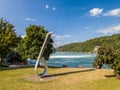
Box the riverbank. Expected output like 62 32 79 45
0 67 119 90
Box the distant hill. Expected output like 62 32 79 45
56 34 120 52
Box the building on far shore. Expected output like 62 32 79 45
93 46 100 54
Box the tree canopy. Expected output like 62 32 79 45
17 25 54 61
0 18 20 65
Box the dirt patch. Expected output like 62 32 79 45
24 74 57 82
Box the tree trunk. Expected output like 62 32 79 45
96 65 102 69
0 56 2 66
116 72 120 80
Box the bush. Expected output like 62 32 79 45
93 46 120 79
3 51 22 65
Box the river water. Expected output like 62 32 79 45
27 52 99 68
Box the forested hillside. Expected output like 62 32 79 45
56 34 120 52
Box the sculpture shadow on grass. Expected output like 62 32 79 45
42 69 95 78
105 75 115 78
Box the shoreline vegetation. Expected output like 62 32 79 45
56 34 120 52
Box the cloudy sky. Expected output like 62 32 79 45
0 0 120 47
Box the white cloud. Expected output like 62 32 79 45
85 26 91 29
97 25 120 35
21 35 26 38
45 4 56 11
89 8 103 16
53 41 63 47
52 34 71 47
103 8 120 16
52 7 56 11
26 18 36 21
45 4 49 9
53 34 71 40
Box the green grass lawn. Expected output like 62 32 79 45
0 67 120 90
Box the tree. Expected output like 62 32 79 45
93 46 120 79
17 25 54 61
93 46 115 69
110 49 120 79
0 18 20 66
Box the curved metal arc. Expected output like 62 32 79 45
40 59 48 77
35 32 52 76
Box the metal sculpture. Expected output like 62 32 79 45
35 32 52 77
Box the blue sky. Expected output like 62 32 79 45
0 0 120 47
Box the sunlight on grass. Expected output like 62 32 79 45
0 67 120 90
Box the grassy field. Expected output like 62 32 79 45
0 67 120 90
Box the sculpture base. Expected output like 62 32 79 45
24 74 57 82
